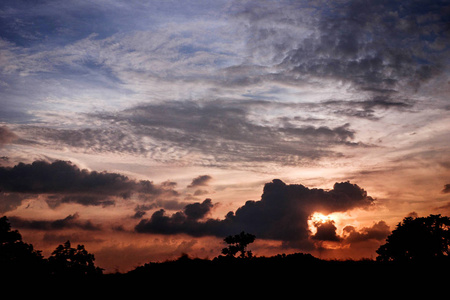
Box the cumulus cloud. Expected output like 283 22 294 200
0 160 178 212
342 221 391 244
135 199 215 236
184 199 214 220
136 179 374 249
442 184 450 194
311 220 342 242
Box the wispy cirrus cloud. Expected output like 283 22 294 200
93 100 361 166
9 98 365 168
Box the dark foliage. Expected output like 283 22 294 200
0 216 45 275
2 215 450 286
48 240 103 276
1 216 102 278
221 231 256 258
376 214 450 262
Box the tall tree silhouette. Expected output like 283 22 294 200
222 232 256 258
0 216 44 274
48 240 103 276
376 214 450 262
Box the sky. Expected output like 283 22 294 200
1 0 449 273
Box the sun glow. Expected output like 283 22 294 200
308 212 337 235
311 212 334 223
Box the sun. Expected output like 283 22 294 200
308 212 337 235
310 212 334 224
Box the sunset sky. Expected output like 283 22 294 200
1 0 449 272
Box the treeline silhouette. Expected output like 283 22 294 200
2 214 450 283
0 216 102 278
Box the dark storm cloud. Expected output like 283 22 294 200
0 160 178 212
235 0 450 109
136 179 374 249
95 100 360 165
188 175 212 188
8 213 101 231
184 199 214 220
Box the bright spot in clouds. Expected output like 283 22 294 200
309 212 338 235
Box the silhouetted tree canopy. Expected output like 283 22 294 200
222 231 256 258
0 216 44 274
376 214 450 262
48 240 103 276
1 216 103 277
3 213 450 283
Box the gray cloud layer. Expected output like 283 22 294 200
8 213 101 231
93 100 359 166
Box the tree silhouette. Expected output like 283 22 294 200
48 240 103 276
222 231 256 258
0 216 44 274
376 214 450 262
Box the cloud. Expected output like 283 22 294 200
184 199 214 220
0 126 18 147
193 189 209 196
136 179 374 249
188 175 212 188
0 193 28 215
442 184 450 194
311 220 342 242
17 126 150 156
322 95 415 120
94 100 361 166
342 221 391 244
0 160 178 212
8 213 101 231
12 97 369 168
48 195 116 208
232 0 450 111
135 199 215 236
